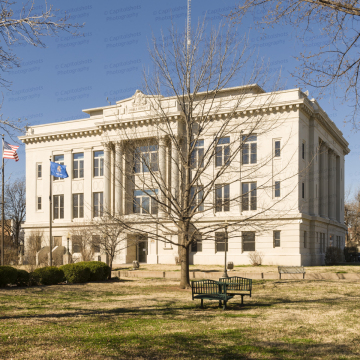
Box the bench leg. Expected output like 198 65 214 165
223 301 227 310
219 300 222 307
241 295 244 305
200 299 203 309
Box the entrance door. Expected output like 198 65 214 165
138 240 148 263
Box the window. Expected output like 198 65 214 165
53 195 64 219
215 137 230 167
215 232 228 252
133 189 158 214
72 235 81 253
94 151 104 177
92 235 101 253
37 197 42 210
215 184 230 212
37 164 42 178
73 194 84 219
274 181 281 198
93 192 103 217
191 140 204 169
73 153 84 178
53 155 64 181
242 232 255 252
191 237 203 252
304 231 307 248
302 182 305 199
302 142 305 160
242 135 257 164
190 186 204 212
242 182 257 211
273 231 280 247
134 145 158 173
274 140 281 157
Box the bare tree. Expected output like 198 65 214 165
92 217 127 272
228 0 360 129
0 0 83 135
25 229 43 265
3 177 25 249
101 20 304 288
345 188 360 246
70 223 95 262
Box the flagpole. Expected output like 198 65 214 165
1 135 4 266
49 157 52 266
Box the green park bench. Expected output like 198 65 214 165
191 276 252 310
219 276 252 305
278 266 306 279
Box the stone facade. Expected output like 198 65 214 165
19 86 350 266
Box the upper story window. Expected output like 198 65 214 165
37 164 42 178
53 194 64 219
191 140 204 169
273 231 280 247
53 155 64 181
274 140 281 157
73 193 84 219
242 135 257 164
215 232 228 252
215 184 230 212
73 153 84 179
242 182 257 211
37 197 42 211
215 137 230 167
133 189 158 214
242 231 255 252
190 186 204 212
94 151 104 177
134 145 158 173
302 182 305 199
274 181 281 198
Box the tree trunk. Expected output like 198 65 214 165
179 245 190 289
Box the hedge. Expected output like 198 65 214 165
60 263 91 284
0 266 18 287
16 269 30 287
81 261 111 281
31 266 65 285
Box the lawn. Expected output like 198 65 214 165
1 277 360 359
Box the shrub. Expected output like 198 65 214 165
82 261 111 281
248 251 264 266
344 246 358 262
32 266 65 285
16 269 30 287
0 266 18 287
325 247 343 265
60 263 90 284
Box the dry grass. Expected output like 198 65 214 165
113 263 360 274
0 278 360 359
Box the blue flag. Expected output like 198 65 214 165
50 161 69 178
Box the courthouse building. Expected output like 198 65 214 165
20 85 350 266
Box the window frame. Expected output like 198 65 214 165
242 135 257 165
53 155 64 181
302 182 305 199
190 186 204 212
242 231 255 252
93 151 104 177
215 137 230 167
274 140 281 158
242 182 257 211
73 153 84 179
304 231 307 248
274 181 281 198
273 231 280 248
215 232 228 253
215 184 230 212
134 145 159 173
72 235 82 253
93 192 103 217
37 163 42 178
37 196 42 211
190 140 204 169
133 189 158 215
53 194 64 219
302 142 305 160
73 193 84 219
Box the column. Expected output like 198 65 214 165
336 155 340 222
158 137 167 217
64 150 72 222
171 137 180 209
328 150 335 220
103 143 111 215
83 147 92 219
319 143 328 218
115 142 123 215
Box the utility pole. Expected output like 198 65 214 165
1 134 4 266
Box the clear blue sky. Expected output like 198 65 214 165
3 0 359 197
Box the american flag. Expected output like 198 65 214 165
3 140 19 162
